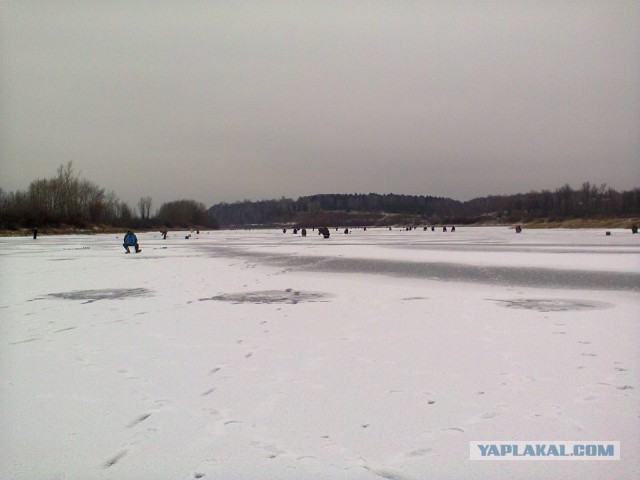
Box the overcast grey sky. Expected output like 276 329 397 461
1 1 639 209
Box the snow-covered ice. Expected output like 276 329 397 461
1 227 638 479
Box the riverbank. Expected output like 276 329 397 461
0 226 127 237
0 226 213 237
1 217 638 237
522 218 640 229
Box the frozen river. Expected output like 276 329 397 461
1 227 638 479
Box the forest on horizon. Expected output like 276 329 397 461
209 185 640 227
1 163 639 230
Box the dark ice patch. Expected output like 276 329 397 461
200 289 330 305
41 288 153 304
492 298 613 312
197 245 640 292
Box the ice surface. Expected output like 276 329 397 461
1 227 638 479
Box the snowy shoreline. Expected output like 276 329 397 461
1 227 638 479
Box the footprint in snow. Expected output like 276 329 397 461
103 450 128 469
127 413 151 428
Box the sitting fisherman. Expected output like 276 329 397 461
123 230 141 253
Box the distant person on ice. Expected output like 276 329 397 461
123 230 141 253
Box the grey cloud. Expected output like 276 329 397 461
1 1 638 208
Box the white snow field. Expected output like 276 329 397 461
1 227 638 480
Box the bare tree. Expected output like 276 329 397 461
138 196 153 219
156 199 214 228
117 202 133 224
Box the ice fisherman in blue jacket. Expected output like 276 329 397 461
123 230 141 253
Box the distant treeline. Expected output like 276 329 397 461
0 162 218 230
3 164 638 231
209 184 640 227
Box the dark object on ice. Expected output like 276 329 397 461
200 289 331 305
185 234 191 240
494 298 612 312
319 226 330 238
606 231 611 236
424 226 427 231
431 226 435 232
33 228 38 239
44 288 152 304
301 228 307 237
123 230 141 253
293 228 298 234
632 225 638 234
282 228 287 234
515 225 522 233
442 226 447 232
160 230 168 239
344 228 349 234
451 226 456 232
